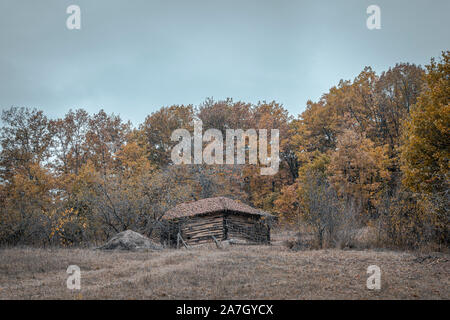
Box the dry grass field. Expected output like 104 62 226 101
0 242 448 300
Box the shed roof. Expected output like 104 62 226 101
163 197 274 220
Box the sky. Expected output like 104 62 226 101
0 0 449 126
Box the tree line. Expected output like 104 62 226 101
0 52 448 249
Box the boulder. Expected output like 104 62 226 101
97 230 163 251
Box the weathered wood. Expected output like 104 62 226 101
184 222 222 230
184 228 222 236
177 232 190 249
185 232 223 240
161 210 272 247
184 223 222 232
210 235 221 248
184 232 222 239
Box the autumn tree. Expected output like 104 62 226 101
0 162 55 245
139 105 194 167
400 52 449 245
0 53 446 249
401 51 449 195
85 110 131 175
328 129 390 218
0 107 54 181
376 63 424 149
275 151 330 226
0 107 55 245
52 108 90 176
197 98 254 132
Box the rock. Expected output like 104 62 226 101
97 230 163 251
221 238 249 246
220 241 229 249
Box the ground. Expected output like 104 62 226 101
0 243 448 299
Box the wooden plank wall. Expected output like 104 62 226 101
161 211 271 247
180 213 224 245
225 213 270 243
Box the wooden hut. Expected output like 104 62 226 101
160 197 276 247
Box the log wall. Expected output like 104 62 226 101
180 213 224 245
161 211 271 247
224 212 270 243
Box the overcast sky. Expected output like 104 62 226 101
0 0 449 126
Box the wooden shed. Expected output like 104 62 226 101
160 197 276 247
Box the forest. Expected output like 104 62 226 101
0 51 448 250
